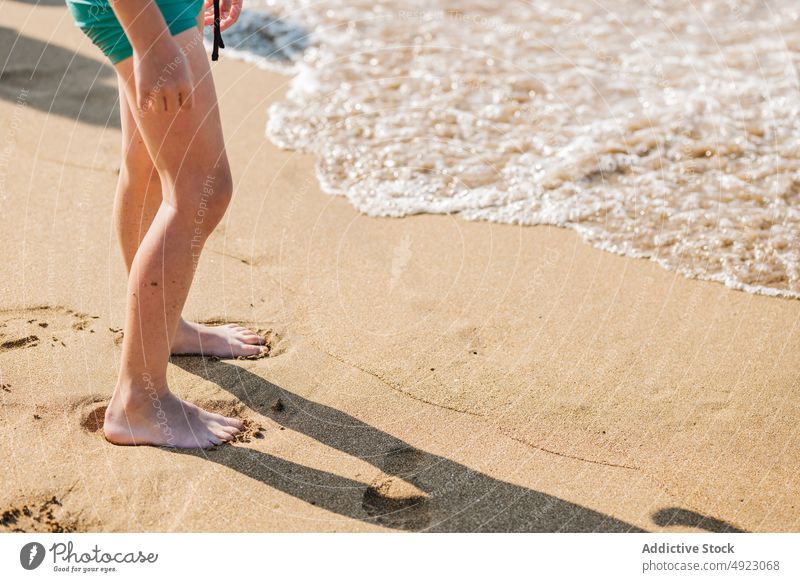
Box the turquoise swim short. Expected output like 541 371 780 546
65 0 205 64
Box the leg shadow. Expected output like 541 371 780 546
173 358 646 532
0 26 119 127
652 508 746 533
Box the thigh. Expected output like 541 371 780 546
113 19 228 206
118 83 158 178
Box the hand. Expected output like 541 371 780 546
133 37 195 114
204 0 243 32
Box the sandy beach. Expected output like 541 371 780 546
1 1 799 532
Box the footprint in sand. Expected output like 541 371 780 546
0 335 39 352
110 327 124 347
0 306 98 352
242 327 287 360
80 404 107 434
362 447 432 530
0 496 83 533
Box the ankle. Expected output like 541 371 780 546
111 375 170 410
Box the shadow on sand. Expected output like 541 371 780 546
172 359 745 532
0 26 119 127
1 8 309 128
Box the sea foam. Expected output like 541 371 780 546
247 0 800 298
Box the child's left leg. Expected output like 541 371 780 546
114 84 265 358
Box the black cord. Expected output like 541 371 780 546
211 0 225 61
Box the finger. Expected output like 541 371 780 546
211 0 227 24
220 2 241 31
204 6 215 26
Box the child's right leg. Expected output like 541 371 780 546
103 24 243 448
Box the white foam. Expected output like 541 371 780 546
255 0 800 299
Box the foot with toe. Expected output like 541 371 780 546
103 383 245 448
171 318 266 358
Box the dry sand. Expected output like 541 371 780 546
1 2 798 532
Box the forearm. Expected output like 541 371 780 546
110 0 172 53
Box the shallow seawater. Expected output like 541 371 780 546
248 0 800 298
204 9 309 71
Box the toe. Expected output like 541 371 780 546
239 333 266 345
206 434 224 447
222 416 245 430
236 343 266 357
210 425 235 441
202 409 231 425
213 419 240 433
217 424 241 438
198 437 219 449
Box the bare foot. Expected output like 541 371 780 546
103 384 244 448
171 318 266 358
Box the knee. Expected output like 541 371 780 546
172 164 233 236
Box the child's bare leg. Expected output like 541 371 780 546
104 25 245 448
114 88 264 358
